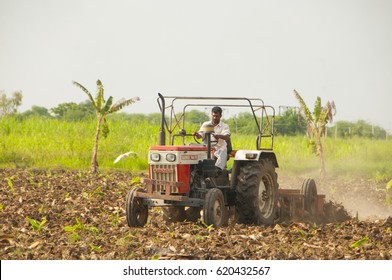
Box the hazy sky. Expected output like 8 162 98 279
1 0 392 131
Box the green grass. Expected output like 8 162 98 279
0 116 156 171
1 116 391 180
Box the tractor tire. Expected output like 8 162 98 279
235 159 278 225
301 178 318 219
162 206 186 223
125 187 148 227
203 188 229 227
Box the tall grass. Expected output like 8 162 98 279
1 116 391 179
0 116 157 171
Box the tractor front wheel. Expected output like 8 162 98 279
203 188 228 227
125 187 148 227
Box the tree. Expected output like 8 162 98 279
185 110 209 124
275 108 306 135
330 120 387 139
73 80 140 174
293 89 336 178
51 102 79 118
226 112 258 135
0 90 23 117
20 105 53 119
51 101 95 121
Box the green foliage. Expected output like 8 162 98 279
226 112 258 135
83 186 104 199
90 244 102 252
0 114 391 180
51 101 94 121
68 232 80 242
293 89 336 177
275 108 306 135
297 229 306 241
107 112 161 125
0 116 155 170
110 210 121 226
185 109 209 124
131 176 141 184
72 79 140 173
5 177 13 189
19 105 53 119
0 90 23 116
26 216 47 231
63 218 98 233
386 180 392 206
330 120 387 139
350 236 369 248
387 180 392 191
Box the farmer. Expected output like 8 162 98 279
193 106 231 172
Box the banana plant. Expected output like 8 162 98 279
293 89 336 178
73 80 139 173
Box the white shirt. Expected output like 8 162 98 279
199 121 231 150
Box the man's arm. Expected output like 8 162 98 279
212 133 230 141
213 122 231 141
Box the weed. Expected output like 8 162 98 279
82 187 104 200
194 234 206 241
38 205 46 214
350 236 369 248
69 232 80 243
92 186 104 196
201 221 214 231
131 176 141 184
63 218 98 233
297 229 306 241
5 177 14 194
385 179 392 206
90 244 102 252
26 216 47 231
109 209 121 226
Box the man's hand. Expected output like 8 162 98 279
193 132 202 139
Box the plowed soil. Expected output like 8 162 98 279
1 168 391 260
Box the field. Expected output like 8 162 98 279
1 117 391 260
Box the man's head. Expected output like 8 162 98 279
211 106 222 125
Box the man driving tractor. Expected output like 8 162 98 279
193 106 231 172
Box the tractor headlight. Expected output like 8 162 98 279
150 153 161 162
166 153 176 162
245 153 258 160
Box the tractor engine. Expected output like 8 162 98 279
147 145 209 195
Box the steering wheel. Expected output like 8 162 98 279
192 132 218 145
193 134 201 144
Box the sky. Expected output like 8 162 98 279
1 0 392 132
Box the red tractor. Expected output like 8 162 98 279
125 94 325 227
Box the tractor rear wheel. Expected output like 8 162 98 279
235 159 278 225
203 188 228 227
125 187 148 227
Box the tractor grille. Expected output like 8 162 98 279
150 164 178 193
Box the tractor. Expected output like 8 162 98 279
125 94 325 227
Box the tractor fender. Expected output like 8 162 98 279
230 150 279 189
233 150 278 167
